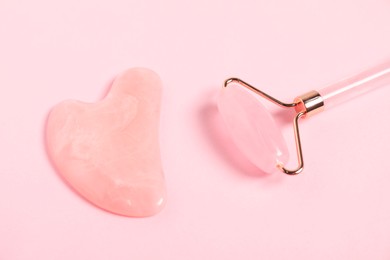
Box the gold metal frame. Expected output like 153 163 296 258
223 78 324 175
224 78 297 108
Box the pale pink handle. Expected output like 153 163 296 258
318 61 390 109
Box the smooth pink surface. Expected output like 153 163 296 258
218 82 289 174
319 60 390 109
1 0 390 259
46 68 166 217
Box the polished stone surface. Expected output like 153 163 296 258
46 68 166 217
218 82 289 174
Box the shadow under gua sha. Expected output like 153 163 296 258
46 68 166 217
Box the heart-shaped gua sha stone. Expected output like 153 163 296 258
46 68 166 217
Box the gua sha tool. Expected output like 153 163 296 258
46 68 166 217
219 61 390 175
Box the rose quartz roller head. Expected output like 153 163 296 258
218 61 390 175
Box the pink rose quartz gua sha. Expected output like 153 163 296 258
219 61 390 175
46 68 166 217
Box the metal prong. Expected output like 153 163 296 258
224 78 297 108
277 111 306 175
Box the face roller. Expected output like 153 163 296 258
218 61 390 175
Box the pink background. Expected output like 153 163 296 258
1 0 390 259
